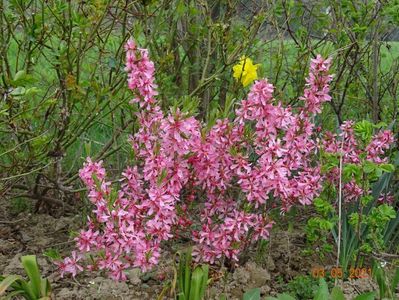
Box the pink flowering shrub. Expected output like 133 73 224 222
57 40 334 280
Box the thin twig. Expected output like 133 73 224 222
0 217 28 224
336 137 344 286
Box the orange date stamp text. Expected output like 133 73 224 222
311 266 372 279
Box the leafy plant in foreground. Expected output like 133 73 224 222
242 288 261 300
287 275 319 299
176 248 209 300
0 255 51 300
266 278 376 300
372 260 399 300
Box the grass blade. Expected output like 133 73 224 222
184 248 192 298
4 290 25 299
391 267 399 296
198 265 209 299
0 275 22 295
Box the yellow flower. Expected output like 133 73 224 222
232 56 260 87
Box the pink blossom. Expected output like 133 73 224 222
56 251 83 278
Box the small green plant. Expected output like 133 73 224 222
266 278 377 300
176 248 209 300
42 249 61 261
372 260 399 300
287 275 319 299
10 198 31 215
255 239 269 265
0 255 51 300
266 294 296 300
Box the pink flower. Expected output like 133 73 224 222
56 251 83 278
75 229 99 252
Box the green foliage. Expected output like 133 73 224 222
265 293 296 300
354 120 374 144
270 278 377 300
330 286 345 300
10 197 31 214
0 255 51 300
1 0 135 210
306 196 336 258
0 0 270 212
313 278 329 300
255 239 269 265
177 248 209 300
286 275 319 300
42 249 61 261
372 260 399 300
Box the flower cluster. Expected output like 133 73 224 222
57 41 334 280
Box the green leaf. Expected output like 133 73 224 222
243 288 261 300
379 204 396 219
348 212 359 227
25 87 41 96
372 172 392 200
40 278 51 298
0 275 23 295
21 255 42 298
198 265 209 299
352 291 376 300
343 163 362 180
265 294 295 300
184 248 192 298
313 198 334 216
43 249 61 260
3 290 26 299
363 161 377 174
379 164 395 173
10 87 26 96
331 287 345 300
313 278 329 300
108 57 117 69
373 122 387 129
391 268 399 295
19 279 36 300
360 195 373 206
13 70 26 83
189 267 204 300
354 120 373 143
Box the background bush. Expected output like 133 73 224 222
0 0 398 212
